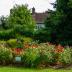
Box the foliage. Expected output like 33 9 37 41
7 39 17 48
0 4 35 39
22 37 33 43
44 0 72 46
0 40 72 67
0 40 7 48
38 44 56 65
0 47 13 65
58 48 72 65
33 29 51 42
0 16 8 30
21 44 57 67
0 29 15 40
55 0 72 46
21 47 40 67
68 0 72 8
14 25 33 37
7 4 35 35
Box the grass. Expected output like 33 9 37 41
0 66 72 72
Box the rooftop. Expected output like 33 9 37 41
31 7 48 23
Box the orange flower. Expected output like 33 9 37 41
31 44 38 48
55 44 64 53
24 44 30 48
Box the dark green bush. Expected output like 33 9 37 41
33 29 51 43
14 25 33 37
0 29 15 40
0 26 33 40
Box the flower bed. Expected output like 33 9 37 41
0 40 72 68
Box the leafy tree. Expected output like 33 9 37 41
45 9 58 43
0 16 8 30
45 0 72 46
7 4 35 36
56 0 72 45
68 0 72 8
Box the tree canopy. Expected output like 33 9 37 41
45 0 72 46
0 4 35 40
7 4 35 33
0 16 7 30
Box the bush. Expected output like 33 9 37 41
38 44 56 65
21 44 56 67
14 25 33 37
0 47 13 65
7 37 33 48
0 40 7 47
0 29 15 40
22 37 33 43
21 47 40 67
7 39 17 48
58 48 72 65
33 29 51 43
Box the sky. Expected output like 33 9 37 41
0 0 55 16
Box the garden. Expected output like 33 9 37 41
0 0 72 72
0 38 72 71
0 38 72 69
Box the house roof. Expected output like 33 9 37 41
31 7 48 24
32 13 48 24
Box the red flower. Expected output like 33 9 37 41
11 48 23 55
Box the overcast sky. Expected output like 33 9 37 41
0 0 55 16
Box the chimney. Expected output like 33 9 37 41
32 7 35 14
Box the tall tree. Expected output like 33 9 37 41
45 0 72 45
56 0 72 45
7 4 35 35
0 16 7 29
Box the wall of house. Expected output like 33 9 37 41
35 23 45 30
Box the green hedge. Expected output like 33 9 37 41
0 29 16 40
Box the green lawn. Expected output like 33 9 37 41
0 66 72 72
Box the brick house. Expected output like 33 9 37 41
31 7 48 30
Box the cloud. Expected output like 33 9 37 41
0 0 55 16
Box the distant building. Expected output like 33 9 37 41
31 7 48 30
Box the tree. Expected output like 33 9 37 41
0 16 7 30
7 4 35 36
68 0 72 8
45 11 55 43
45 0 72 46
55 0 72 45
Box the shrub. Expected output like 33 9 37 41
14 25 34 37
7 39 17 48
21 44 56 67
22 37 33 43
7 37 32 48
0 47 13 65
58 48 72 65
33 29 51 43
38 44 56 65
0 29 15 40
0 40 7 48
21 47 40 67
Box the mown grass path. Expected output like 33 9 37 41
0 66 72 72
